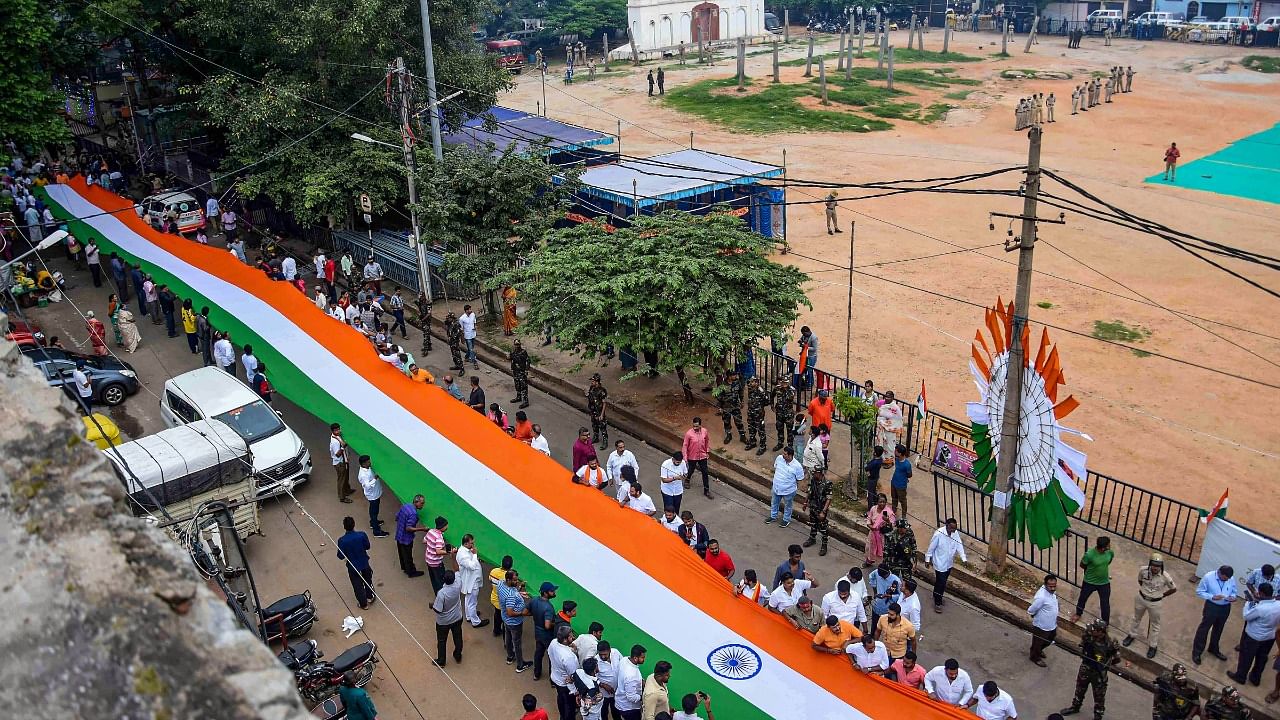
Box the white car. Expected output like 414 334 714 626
1134 11 1180 24
160 367 311 497
1087 9 1123 24
1219 15 1252 29
135 190 205 235
1258 16 1280 31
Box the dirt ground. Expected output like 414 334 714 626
512 31 1280 530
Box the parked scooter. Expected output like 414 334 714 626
294 640 379 706
230 590 318 644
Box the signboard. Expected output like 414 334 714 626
359 194 372 213
933 439 978 481
362 213 372 225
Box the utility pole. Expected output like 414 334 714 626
416 0 444 161
393 58 433 316
845 221 854 378
985 125 1062 572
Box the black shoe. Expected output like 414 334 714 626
803 538 816 548
1059 707 1080 716
519 402 529 409
373 531 390 538
1210 650 1228 661
764 517 775 524
724 433 732 444
819 544 828 556
772 442 784 451
516 662 531 673
475 619 491 628
1121 635 1134 647
738 434 748 444
780 520 791 528
834 228 843 233
704 490 713 499
506 656 515 665
510 397 521 403
755 446 766 456
828 230 834 235
434 658 447 667
1192 654 1203 665
1227 672 1247 684
407 570 425 578
453 652 463 663
744 441 755 450
1146 647 1157 659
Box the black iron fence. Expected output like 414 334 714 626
934 471 1088 587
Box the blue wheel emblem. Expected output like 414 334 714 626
706 644 762 680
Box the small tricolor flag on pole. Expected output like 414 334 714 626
916 379 928 421
1199 488 1229 525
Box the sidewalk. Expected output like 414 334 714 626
422 294 1279 717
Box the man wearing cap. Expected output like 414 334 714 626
802 468 833 556
445 311 466 374
715 369 746 447
1153 663 1200 720
586 373 609 450
744 377 770 456
1193 565 1239 665
824 191 841 235
786 596 824 634
771 376 797 453
1204 686 1251 719
1124 553 1178 659
810 612 859 650
885 518 918 583
530 581 559 681
1060 619 1120 719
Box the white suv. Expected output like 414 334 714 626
1258 16 1280 31
1135 11 1179 24
160 367 311 497
135 190 206 235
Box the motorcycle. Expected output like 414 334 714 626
294 640 379 706
230 590 318 644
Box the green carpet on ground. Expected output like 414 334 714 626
1143 122 1280 205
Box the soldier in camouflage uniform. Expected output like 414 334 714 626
771 377 797 452
1152 663 1200 720
803 469 833 555
509 339 530 409
586 372 609 448
445 311 465 376
1061 620 1121 719
744 377 770 455
1204 686 1251 720
716 369 747 446
415 293 433 353
884 518 917 582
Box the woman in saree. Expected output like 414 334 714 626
118 307 142 353
84 311 108 356
875 390 904 467
107 293 124 347
501 286 519 336
864 493 896 567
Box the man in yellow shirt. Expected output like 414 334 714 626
876 602 917 660
811 614 862 655
488 555 513 637
641 661 672 720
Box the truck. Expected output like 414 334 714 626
103 419 261 539
484 38 526 73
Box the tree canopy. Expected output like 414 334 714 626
0 0 69 158
500 210 810 375
543 0 628 41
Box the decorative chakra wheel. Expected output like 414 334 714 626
706 644 762 680
966 299 1090 549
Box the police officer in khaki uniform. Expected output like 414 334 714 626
825 191 842 235
1124 553 1178 659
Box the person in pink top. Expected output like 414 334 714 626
682 416 713 500
890 651 927 690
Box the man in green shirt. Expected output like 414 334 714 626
1073 536 1115 625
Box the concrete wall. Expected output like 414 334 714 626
627 0 764 51
0 311 312 720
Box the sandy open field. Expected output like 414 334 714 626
502 31 1280 529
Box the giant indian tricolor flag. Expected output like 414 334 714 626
43 181 970 720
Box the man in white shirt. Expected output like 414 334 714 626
1027 574 1060 667
594 641 623 717
455 534 486 628
606 439 640 487
530 425 551 456
925 658 974 708
658 508 682 533
925 517 967 612
847 634 889 674
549 625 580 719
212 332 236 376
671 692 715 720
574 621 604 663
619 482 656 516
970 680 1018 719
612 645 646 717
313 251 326 281
241 345 259 378
71 361 94 412
280 254 297 281
1230 581 1279 686
330 423 354 503
899 578 922 641
458 303 478 368
344 303 360 324
356 454 389 537
658 450 687 513
574 457 608 490
768 573 815 613
822 579 868 631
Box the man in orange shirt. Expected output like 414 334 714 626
407 363 434 384
807 388 833 431
812 614 862 655
513 410 535 444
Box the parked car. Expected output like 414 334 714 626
1189 15 1209 23
134 190 205 235
1087 8 1123 24
1134 11 1180 24
22 346 140 406
764 11 783 33
160 366 311 497
1219 15 1251 29
1258 16 1280 31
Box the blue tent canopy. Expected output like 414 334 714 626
571 149 784 209
443 106 615 156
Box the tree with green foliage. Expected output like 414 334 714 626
177 0 512 226
0 0 69 160
499 210 810 390
543 0 627 40
414 143 579 309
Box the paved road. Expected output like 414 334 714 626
20 256 1157 720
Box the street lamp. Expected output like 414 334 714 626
1 230 69 271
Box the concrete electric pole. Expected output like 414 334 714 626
416 0 445 162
